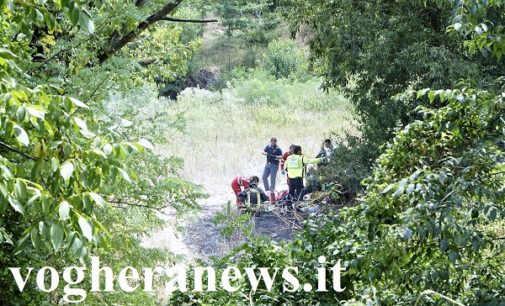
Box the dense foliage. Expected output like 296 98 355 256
286 0 505 194
214 0 279 46
0 0 204 304
263 38 306 79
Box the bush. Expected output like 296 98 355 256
318 134 375 202
263 39 307 79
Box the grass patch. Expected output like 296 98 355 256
160 74 357 191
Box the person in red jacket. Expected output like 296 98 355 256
231 175 256 204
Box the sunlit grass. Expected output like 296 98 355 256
159 76 358 193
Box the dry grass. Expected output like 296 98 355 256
159 81 357 196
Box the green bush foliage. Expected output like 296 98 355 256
263 38 306 79
287 0 504 147
0 1 205 304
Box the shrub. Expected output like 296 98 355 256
263 39 306 79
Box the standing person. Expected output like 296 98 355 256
316 139 335 158
280 144 296 176
261 137 282 192
231 175 253 205
285 145 321 200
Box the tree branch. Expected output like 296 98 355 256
110 201 153 209
98 0 184 64
108 198 166 210
0 141 36 160
160 17 218 23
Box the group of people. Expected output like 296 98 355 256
231 137 334 208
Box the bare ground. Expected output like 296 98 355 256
180 181 298 261
141 180 297 262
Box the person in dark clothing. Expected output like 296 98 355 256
261 137 282 191
238 177 268 208
316 139 334 158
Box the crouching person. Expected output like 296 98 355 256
237 176 268 209
231 175 254 205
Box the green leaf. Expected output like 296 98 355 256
82 194 92 212
74 117 88 130
89 192 106 208
14 180 28 200
39 222 50 240
8 197 24 214
27 190 41 205
50 223 64 251
117 167 131 183
78 217 93 241
138 138 154 150
79 9 95 33
74 117 95 138
68 97 89 109
14 232 30 255
45 11 57 32
51 157 60 173
35 8 44 22
428 90 436 103
41 197 51 214
0 184 8 198
58 201 70 220
26 106 46 119
14 125 29 146
416 88 429 99
60 161 74 181
71 237 84 258
0 47 17 59
16 106 26 122
31 228 42 253
70 4 80 25
0 165 12 179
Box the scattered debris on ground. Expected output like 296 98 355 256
181 202 326 260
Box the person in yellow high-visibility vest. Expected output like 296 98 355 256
238 176 268 208
285 145 321 200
